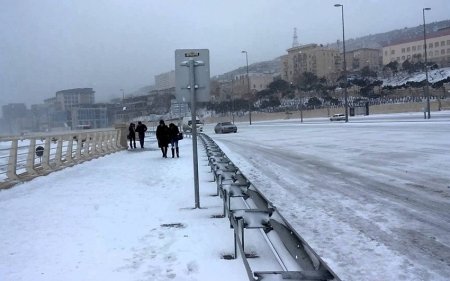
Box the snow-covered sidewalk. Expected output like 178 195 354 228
0 138 247 281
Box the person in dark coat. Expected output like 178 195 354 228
168 123 180 158
128 122 136 149
156 120 170 158
135 121 148 149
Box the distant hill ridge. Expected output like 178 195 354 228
215 19 450 79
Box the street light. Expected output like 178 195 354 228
334 3 348 122
423 7 431 119
241 50 252 125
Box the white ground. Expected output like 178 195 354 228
1 111 450 281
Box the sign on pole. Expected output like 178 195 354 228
175 49 210 103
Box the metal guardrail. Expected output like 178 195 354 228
199 133 340 281
0 128 125 189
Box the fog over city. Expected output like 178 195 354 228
1 0 449 110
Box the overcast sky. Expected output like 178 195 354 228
1 0 449 108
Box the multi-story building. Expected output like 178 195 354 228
282 44 340 83
382 27 450 67
232 73 274 98
346 48 382 72
55 88 95 111
71 105 108 129
155 70 176 91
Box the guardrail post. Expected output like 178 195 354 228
75 134 83 161
6 139 19 180
100 132 107 153
83 133 91 157
42 137 51 171
26 138 38 175
65 136 74 164
54 136 64 168
93 132 100 155
114 123 128 148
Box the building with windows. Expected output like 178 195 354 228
71 105 108 129
55 88 95 111
232 73 274 98
282 44 340 83
346 48 382 72
382 27 450 67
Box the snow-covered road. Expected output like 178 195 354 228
207 113 450 281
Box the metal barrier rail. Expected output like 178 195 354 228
199 133 340 281
0 128 125 189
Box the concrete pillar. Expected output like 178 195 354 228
6 139 19 180
114 123 128 148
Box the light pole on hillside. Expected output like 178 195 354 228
423 7 431 119
241 50 252 125
334 4 348 123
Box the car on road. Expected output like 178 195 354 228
330 113 346 121
214 122 237 134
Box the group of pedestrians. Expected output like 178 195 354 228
128 121 147 149
156 120 182 158
128 120 182 158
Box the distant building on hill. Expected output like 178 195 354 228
382 27 450 67
281 44 340 83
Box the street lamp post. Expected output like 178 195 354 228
334 4 348 123
423 7 431 119
241 50 252 125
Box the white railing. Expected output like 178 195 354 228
0 128 125 189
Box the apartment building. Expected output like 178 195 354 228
282 44 340 83
232 73 274 98
346 48 382 72
382 27 450 67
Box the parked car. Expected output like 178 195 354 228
214 122 237 134
180 116 203 133
330 113 346 121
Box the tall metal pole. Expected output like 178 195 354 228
187 59 200 208
335 4 348 122
423 7 431 119
242 50 252 125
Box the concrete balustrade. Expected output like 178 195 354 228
0 128 126 189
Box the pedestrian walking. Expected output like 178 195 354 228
168 123 181 158
135 121 148 149
156 120 170 158
128 122 136 149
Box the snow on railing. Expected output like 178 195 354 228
0 128 125 189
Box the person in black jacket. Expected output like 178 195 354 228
156 120 170 158
168 123 180 158
135 121 148 149
128 122 136 149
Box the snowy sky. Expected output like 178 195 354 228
1 0 450 108
1 112 450 280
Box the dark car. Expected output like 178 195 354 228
214 122 237 134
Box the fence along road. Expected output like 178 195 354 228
0 127 125 189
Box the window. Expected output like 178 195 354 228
435 50 439 56
391 50 395 55
447 49 450 54
406 47 410 52
434 42 439 48
441 41 445 47
441 49 445 55
447 40 450 45
429 43 433 48
418 45 422 51
412 46 416 51
384 50 388 56
401 48 405 53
